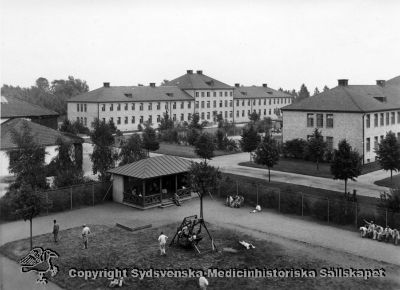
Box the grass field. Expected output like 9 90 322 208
239 159 381 178
1 223 398 290
374 174 400 188
221 173 379 205
155 142 238 158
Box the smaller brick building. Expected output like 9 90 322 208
281 76 400 164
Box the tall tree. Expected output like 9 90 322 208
240 125 261 161
11 184 43 249
253 135 280 182
188 161 221 219
194 133 215 161
375 131 400 182
142 126 160 156
188 113 204 130
51 137 85 188
51 76 89 99
89 119 118 181
254 117 273 134
323 85 329 92
60 119 90 135
119 134 146 166
7 120 47 190
306 128 327 170
297 84 310 102
36 77 50 92
313 87 320 96
249 111 260 123
2 76 89 115
158 112 174 131
331 139 362 194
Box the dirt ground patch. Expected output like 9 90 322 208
1 223 399 290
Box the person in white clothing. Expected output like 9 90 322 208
158 232 168 256
199 276 209 290
82 224 91 249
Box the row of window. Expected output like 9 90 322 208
77 104 87 112
77 117 87 126
366 133 400 152
195 91 232 98
101 113 193 125
77 97 292 113
307 113 334 128
236 98 291 106
365 111 400 128
100 101 193 112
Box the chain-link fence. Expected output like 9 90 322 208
0 181 112 221
217 177 400 229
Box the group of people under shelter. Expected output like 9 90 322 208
360 220 399 244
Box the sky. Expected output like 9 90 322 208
1 0 399 92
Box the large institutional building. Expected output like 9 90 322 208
282 76 400 164
67 70 293 131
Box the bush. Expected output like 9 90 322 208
329 200 357 225
0 194 17 221
279 188 310 215
187 128 200 146
312 198 329 221
283 139 307 159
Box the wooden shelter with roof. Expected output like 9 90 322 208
108 155 194 209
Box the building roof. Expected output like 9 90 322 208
233 86 293 99
1 118 83 150
165 70 233 90
282 77 400 113
67 85 194 103
108 155 193 179
387 75 400 86
1 95 59 119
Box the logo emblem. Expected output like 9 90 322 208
19 247 59 284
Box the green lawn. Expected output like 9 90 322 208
155 142 238 158
239 159 381 179
1 224 396 290
374 173 400 188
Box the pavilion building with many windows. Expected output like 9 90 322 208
281 76 400 164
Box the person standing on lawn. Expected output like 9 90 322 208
82 224 91 249
158 232 168 256
53 220 59 243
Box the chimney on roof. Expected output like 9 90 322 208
103 82 110 88
187 70 193 74
262 83 268 88
149 83 156 87
235 83 240 87
376 80 386 87
338 79 348 86
196 70 203 75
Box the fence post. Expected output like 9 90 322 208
92 183 95 207
385 209 388 226
327 199 330 223
355 202 357 228
301 193 304 217
46 191 49 215
278 191 281 213
236 181 238 196
256 184 259 205
70 186 73 210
